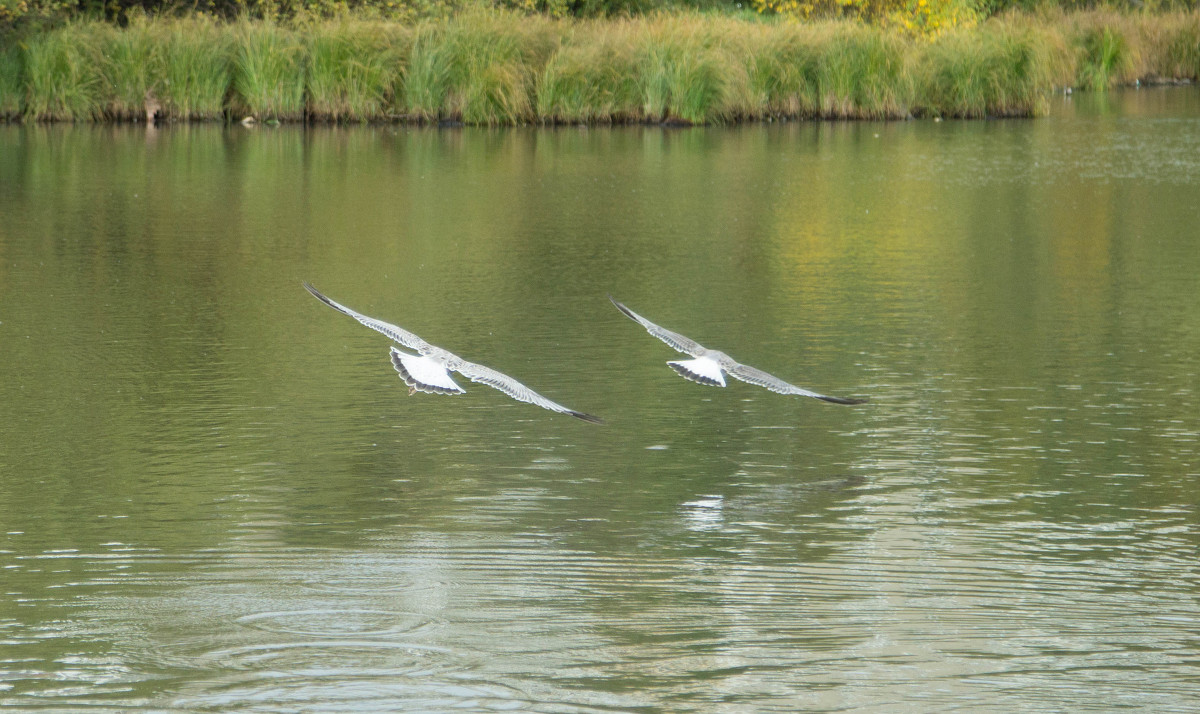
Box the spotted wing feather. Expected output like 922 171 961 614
726 362 868 405
454 360 603 424
304 282 434 354
609 296 706 356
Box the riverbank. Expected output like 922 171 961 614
1 9 1197 124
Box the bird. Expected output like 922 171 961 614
609 296 867 405
304 283 602 424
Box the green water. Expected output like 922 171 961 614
1 88 1199 711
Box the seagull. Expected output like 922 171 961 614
610 296 867 405
304 283 602 424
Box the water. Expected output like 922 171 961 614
2 87 1199 711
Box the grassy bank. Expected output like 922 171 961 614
1 9 1198 124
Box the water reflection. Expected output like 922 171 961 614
1 87 1198 710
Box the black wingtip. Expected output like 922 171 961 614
608 295 640 323
570 410 605 425
303 282 335 308
817 395 870 405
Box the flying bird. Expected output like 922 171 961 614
610 296 867 405
304 283 602 423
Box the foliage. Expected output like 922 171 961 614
1074 16 1132 89
21 21 104 120
750 0 982 37
159 17 232 119
307 20 408 121
402 11 562 124
818 24 910 116
917 19 1053 116
537 22 642 121
0 40 20 117
232 20 307 120
2 10 1199 124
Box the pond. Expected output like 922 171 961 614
1 87 1198 711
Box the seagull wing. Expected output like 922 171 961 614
609 296 706 357
453 359 603 424
725 361 868 405
304 282 434 354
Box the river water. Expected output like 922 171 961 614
1 87 1198 711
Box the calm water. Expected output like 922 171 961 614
2 88 1199 711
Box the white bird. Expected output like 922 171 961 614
610 296 867 405
305 283 602 424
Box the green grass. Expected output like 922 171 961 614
1075 21 1132 91
233 21 306 120
307 20 410 122
635 18 742 124
918 21 1054 117
538 27 642 123
408 12 562 125
160 18 232 121
4 9 1199 125
744 24 825 118
0 42 21 119
818 25 910 119
22 23 105 121
97 20 157 121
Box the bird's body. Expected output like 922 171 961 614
305 283 602 423
610 296 867 405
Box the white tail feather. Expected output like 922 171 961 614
667 358 726 387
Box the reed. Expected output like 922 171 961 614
0 43 20 119
918 21 1055 117
743 23 825 118
232 21 306 120
1129 11 1200 81
306 20 410 122
537 24 642 123
96 20 157 121
633 16 748 124
22 23 105 121
818 25 910 119
160 18 233 120
4 10 1199 125
404 11 562 124
1073 12 1134 90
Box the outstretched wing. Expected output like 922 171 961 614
304 283 434 354
725 361 868 405
453 360 603 424
609 296 707 357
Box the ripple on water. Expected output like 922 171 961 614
300 574 451 595
236 609 433 637
169 640 630 713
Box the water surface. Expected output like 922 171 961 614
1 88 1199 711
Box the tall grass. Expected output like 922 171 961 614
634 16 747 124
307 21 410 122
22 23 105 121
1074 15 1134 90
97 20 157 120
160 18 233 121
233 21 306 120
744 24 825 118
818 25 910 118
0 43 21 119
1167 14 1200 79
403 12 563 125
4 10 1199 125
538 25 642 123
919 21 1054 117
1134 11 1200 81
